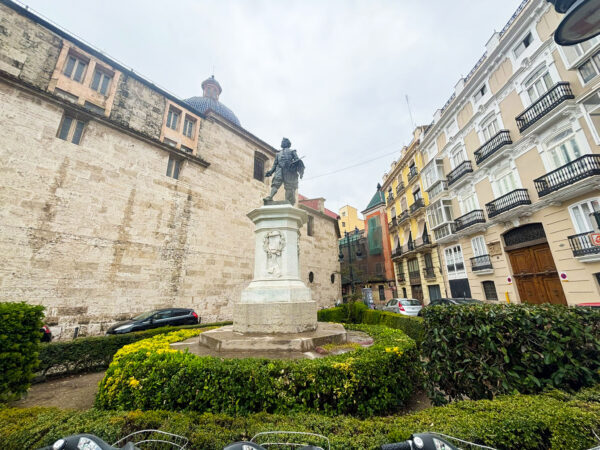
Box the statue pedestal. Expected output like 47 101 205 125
233 203 317 333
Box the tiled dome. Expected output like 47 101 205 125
184 76 240 127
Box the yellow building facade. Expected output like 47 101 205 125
338 205 365 235
381 127 447 303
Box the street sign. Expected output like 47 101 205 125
591 233 600 246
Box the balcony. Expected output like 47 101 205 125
397 272 406 283
408 166 419 182
433 223 456 242
386 194 394 205
408 270 421 284
410 198 425 214
515 82 574 133
392 246 402 259
470 254 493 273
568 231 600 261
485 189 531 219
427 180 448 199
423 266 436 279
474 130 512 165
454 209 485 232
396 181 405 195
534 155 600 197
447 160 473 186
397 209 410 224
388 216 398 229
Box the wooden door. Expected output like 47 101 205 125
411 284 424 302
508 243 567 305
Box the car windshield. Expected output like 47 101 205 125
400 299 421 306
132 310 157 321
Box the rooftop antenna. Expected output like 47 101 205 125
405 95 416 130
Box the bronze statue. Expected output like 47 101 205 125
264 138 305 205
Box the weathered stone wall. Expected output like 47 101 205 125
110 74 166 139
0 2 61 89
299 209 342 308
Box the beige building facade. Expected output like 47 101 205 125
418 0 600 305
0 2 341 337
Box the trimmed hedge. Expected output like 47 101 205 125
38 322 231 378
3 385 600 449
95 324 419 417
0 302 44 401
422 303 600 405
318 303 425 343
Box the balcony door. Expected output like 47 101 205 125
524 68 554 103
471 236 487 257
544 129 583 171
494 171 519 197
569 198 600 233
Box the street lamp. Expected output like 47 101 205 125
547 0 600 45
338 226 363 295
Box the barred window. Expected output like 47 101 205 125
254 152 267 182
482 280 498 301
307 215 314 236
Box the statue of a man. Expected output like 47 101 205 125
264 137 305 205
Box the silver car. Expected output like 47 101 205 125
383 298 422 316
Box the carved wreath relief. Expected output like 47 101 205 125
263 231 286 277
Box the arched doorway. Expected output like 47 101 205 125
503 223 567 305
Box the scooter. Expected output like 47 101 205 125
38 430 188 450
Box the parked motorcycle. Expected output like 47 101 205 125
38 430 188 450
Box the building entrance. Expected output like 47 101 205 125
503 224 567 305
411 284 423 301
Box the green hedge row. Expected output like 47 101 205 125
422 304 600 405
0 302 45 401
4 385 600 449
317 303 425 343
95 324 419 417
38 322 231 378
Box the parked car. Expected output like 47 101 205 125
40 325 52 342
383 298 422 316
418 298 483 316
106 308 199 334
575 302 600 309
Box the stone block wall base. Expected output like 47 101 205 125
199 323 347 352
233 300 317 333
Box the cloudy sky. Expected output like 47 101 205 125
24 0 525 215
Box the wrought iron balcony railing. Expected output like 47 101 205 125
423 266 436 279
447 160 473 186
408 270 421 284
397 210 410 224
474 130 512 165
534 155 600 197
397 272 405 283
408 166 419 181
388 217 398 229
515 82 574 132
396 181 405 195
410 198 425 214
387 193 394 204
470 254 493 271
568 231 600 257
454 209 485 232
485 189 531 218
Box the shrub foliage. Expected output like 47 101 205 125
318 303 424 343
0 302 44 400
95 324 419 417
38 322 231 378
4 385 600 449
422 303 600 404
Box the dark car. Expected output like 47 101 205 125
40 325 52 342
106 308 199 334
418 298 483 315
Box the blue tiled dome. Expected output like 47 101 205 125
184 76 240 127
184 96 241 126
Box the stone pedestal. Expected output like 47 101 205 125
233 203 317 333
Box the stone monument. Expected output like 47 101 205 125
199 138 346 353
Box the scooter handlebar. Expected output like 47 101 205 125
380 443 412 450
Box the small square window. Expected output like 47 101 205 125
474 84 487 102
90 68 113 96
57 113 86 145
166 108 180 130
63 54 88 83
183 116 196 138
181 145 194 154
482 280 498 301
163 138 177 147
166 155 182 180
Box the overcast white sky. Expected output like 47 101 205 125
24 0 525 215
